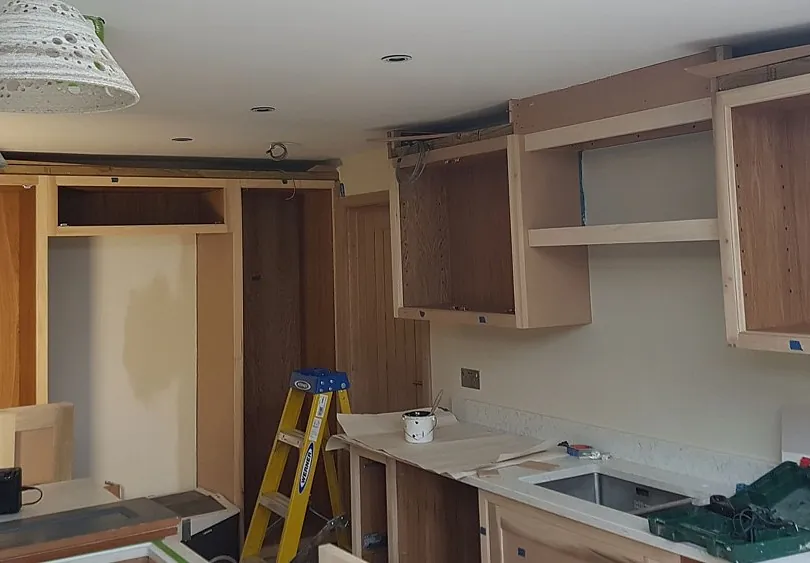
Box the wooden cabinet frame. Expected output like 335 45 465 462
714 73 810 354
0 165 339 513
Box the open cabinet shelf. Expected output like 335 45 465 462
716 73 810 354
391 136 592 329
52 177 228 236
527 218 719 247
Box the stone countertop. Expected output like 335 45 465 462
466 454 810 563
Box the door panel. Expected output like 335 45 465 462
343 201 429 413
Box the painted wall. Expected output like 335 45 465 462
48 236 197 497
339 135 810 464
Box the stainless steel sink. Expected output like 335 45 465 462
536 472 693 515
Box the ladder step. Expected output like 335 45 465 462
258 491 291 518
278 428 305 449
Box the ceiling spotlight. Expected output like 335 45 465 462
171 137 193 142
250 106 276 113
266 142 288 161
381 54 412 63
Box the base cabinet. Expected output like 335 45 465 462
479 491 681 563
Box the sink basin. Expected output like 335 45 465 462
535 472 691 515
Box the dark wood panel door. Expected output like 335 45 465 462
337 195 430 413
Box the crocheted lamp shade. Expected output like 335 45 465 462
0 0 139 113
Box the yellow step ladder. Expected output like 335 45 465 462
242 369 351 563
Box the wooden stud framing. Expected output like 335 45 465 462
54 176 227 189
686 45 810 79
35 177 54 403
395 136 508 168
195 181 243 508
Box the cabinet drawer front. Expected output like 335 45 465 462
484 492 679 563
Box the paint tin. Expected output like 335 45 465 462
402 410 437 444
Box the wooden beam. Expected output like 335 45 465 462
55 176 227 189
239 178 336 190
2 164 338 181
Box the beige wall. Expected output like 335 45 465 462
339 134 810 464
49 236 197 497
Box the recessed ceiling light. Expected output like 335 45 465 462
381 54 412 63
171 137 193 142
250 106 276 113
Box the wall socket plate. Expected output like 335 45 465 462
460 368 480 390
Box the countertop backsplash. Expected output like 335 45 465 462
452 397 776 487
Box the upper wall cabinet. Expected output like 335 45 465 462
389 51 717 329
390 136 592 329
48 177 229 237
715 73 810 354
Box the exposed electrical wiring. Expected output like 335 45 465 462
395 140 428 185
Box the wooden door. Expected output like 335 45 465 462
0 186 35 408
335 192 430 413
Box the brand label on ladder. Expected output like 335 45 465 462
298 443 315 494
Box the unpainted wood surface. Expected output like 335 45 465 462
243 190 303 529
395 461 480 563
508 138 591 328
4 402 73 485
787 109 810 333
57 186 225 227
484 493 679 563
242 190 336 538
399 162 451 308
731 106 806 331
345 202 429 413
359 459 387 563
445 150 514 313
0 188 36 409
196 232 238 505
511 51 713 135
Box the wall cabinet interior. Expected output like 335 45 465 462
0 186 36 408
393 138 592 329
716 75 810 353
53 179 227 235
398 148 515 319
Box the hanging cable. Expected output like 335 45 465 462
395 140 428 185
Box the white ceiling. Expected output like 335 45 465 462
1 0 808 161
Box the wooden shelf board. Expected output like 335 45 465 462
752 322 810 336
523 99 712 152
527 219 719 247
52 224 228 237
397 306 516 328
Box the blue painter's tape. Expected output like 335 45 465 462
517 547 526 557
790 340 803 351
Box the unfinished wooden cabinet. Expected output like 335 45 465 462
50 177 228 236
391 137 591 329
715 73 810 354
479 491 680 563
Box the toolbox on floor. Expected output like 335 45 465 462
648 462 810 562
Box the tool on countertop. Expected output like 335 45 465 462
558 441 602 459
241 369 352 563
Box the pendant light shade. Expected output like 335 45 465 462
0 0 139 113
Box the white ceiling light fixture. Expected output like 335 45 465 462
0 0 139 113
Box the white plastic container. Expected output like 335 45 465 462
402 410 437 444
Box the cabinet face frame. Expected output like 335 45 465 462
715 73 810 354
479 491 680 563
